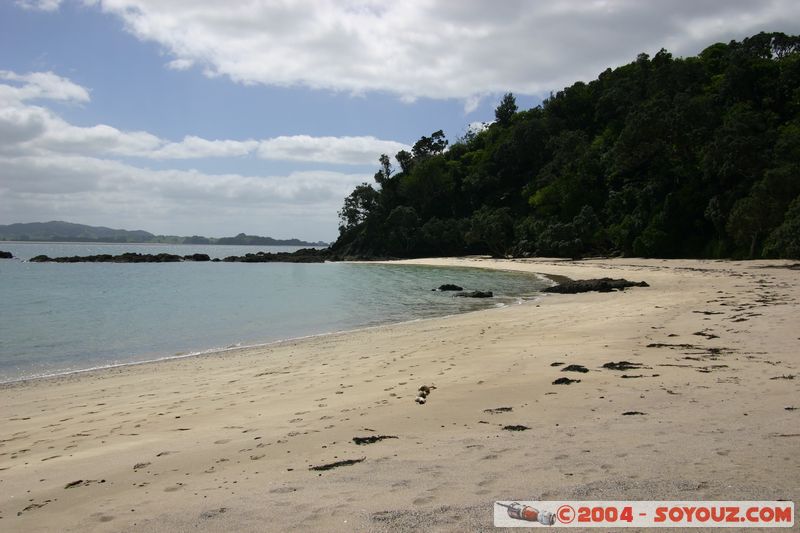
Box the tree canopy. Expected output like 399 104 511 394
333 32 800 260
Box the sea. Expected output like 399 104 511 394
0 242 550 383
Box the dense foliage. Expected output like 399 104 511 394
332 33 800 259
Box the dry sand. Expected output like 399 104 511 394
0 258 798 532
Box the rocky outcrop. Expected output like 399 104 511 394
30 253 183 263
27 248 328 263
0 250 12 259
455 290 493 298
221 248 328 263
543 278 649 294
433 284 463 291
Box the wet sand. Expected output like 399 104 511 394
1 258 798 532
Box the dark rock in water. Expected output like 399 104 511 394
502 425 530 431
352 435 397 445
561 364 589 373
29 252 183 263
434 284 463 291
602 361 643 371
0 250 12 258
552 377 580 385
183 253 210 261
221 248 328 263
455 290 493 298
543 278 649 294
27 247 329 263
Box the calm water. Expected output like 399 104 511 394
0 243 549 383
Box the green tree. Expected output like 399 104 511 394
338 183 379 233
494 92 518 125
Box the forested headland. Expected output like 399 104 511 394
332 32 800 260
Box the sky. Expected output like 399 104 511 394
1 1 799 241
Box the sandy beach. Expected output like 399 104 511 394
1 257 798 532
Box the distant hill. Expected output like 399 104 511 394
332 32 800 260
0 221 328 247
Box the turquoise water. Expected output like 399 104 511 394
0 243 549 383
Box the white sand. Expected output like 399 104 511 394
1 258 798 532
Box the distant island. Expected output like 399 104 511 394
0 221 328 247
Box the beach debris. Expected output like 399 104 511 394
455 290 493 298
646 342 699 349
415 384 436 405
17 500 51 516
552 377 580 385
543 278 648 294
484 407 513 414
353 435 398 445
133 462 151 471
621 374 645 379
550 362 565 366
692 310 724 315
502 425 531 431
621 411 646 416
693 330 720 339
64 479 105 489
561 364 589 373
199 507 228 519
433 284 463 291
785 406 797 411
769 374 795 380
602 361 643 371
309 457 365 471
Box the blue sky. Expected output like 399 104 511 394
1 1 798 241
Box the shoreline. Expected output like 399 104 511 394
1 257 797 532
0 266 553 387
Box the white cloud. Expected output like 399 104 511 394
61 0 800 104
0 71 400 239
0 70 408 164
0 151 365 240
15 0 63 11
257 135 409 165
166 58 194 71
150 136 259 159
0 70 90 103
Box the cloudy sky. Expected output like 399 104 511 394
2 1 799 241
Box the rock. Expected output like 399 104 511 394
183 253 211 261
602 361 643 371
352 435 398 445
0 250 12 259
28 253 182 263
309 457 365 471
543 278 649 294
502 425 530 431
415 396 426 405
455 290 493 298
221 248 328 263
26 248 329 263
561 364 589 373
434 284 463 291
552 377 580 385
